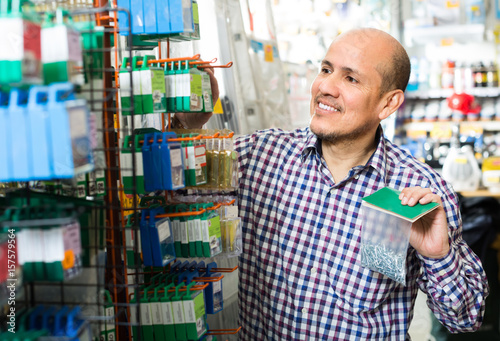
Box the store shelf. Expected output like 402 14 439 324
459 189 500 198
406 87 500 100
404 24 485 47
403 120 500 132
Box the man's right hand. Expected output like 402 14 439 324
174 66 219 129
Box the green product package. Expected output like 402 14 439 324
0 0 42 86
187 213 197 257
99 291 116 341
178 207 190 258
172 283 187 340
140 285 154 340
140 55 166 113
149 286 166 341
183 137 196 187
41 8 84 85
165 62 176 112
160 283 176 341
206 208 222 257
131 56 143 115
175 61 184 112
119 57 133 115
120 134 146 194
189 67 213 112
183 281 207 340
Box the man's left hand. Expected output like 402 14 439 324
399 186 450 259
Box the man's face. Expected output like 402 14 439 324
309 31 390 143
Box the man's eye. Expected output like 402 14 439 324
321 68 331 74
347 76 358 83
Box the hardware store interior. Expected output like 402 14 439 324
1 0 500 340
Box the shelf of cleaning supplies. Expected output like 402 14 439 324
404 24 485 47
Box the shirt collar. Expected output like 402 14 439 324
301 125 388 183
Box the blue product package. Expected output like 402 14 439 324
205 262 223 314
130 0 145 34
116 0 131 35
8 89 31 181
47 82 75 178
156 0 171 34
28 86 52 180
141 132 155 192
0 91 11 181
149 209 176 267
143 0 158 34
140 209 153 266
169 0 184 33
150 132 163 190
161 131 185 190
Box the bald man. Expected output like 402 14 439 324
174 28 488 340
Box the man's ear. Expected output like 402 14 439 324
378 90 405 120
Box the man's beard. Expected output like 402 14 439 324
310 120 374 145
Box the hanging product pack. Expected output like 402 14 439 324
0 0 42 86
41 8 84 85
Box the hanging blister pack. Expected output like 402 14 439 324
189 67 213 112
140 55 166 114
47 82 75 179
149 209 176 267
141 132 156 193
41 8 84 85
140 209 153 267
27 86 51 180
0 91 11 181
65 99 94 175
119 57 133 115
0 0 42 86
9 89 31 181
165 62 176 112
205 262 223 314
160 131 185 190
121 134 147 194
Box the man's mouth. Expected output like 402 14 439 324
318 102 340 112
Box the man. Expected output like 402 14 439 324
174 28 488 340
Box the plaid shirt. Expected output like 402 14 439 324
235 127 488 340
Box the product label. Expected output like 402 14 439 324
181 221 189 244
151 69 166 111
172 301 185 324
141 69 153 95
42 25 69 63
194 218 202 242
162 301 174 325
151 302 163 325
201 220 209 242
170 148 182 167
0 18 23 60
157 218 171 242
202 73 213 111
166 74 175 98
190 72 203 111
140 304 152 326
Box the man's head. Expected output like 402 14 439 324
309 28 409 145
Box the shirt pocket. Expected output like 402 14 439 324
328 264 401 313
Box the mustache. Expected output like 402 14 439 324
314 95 342 112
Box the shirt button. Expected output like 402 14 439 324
302 308 307 314
321 228 327 236
438 270 446 277
311 267 317 274
354 174 359 179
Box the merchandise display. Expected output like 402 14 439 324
0 1 239 340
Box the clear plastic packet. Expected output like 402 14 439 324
360 201 412 285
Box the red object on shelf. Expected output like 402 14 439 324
447 92 481 115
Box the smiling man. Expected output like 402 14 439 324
174 27 488 340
